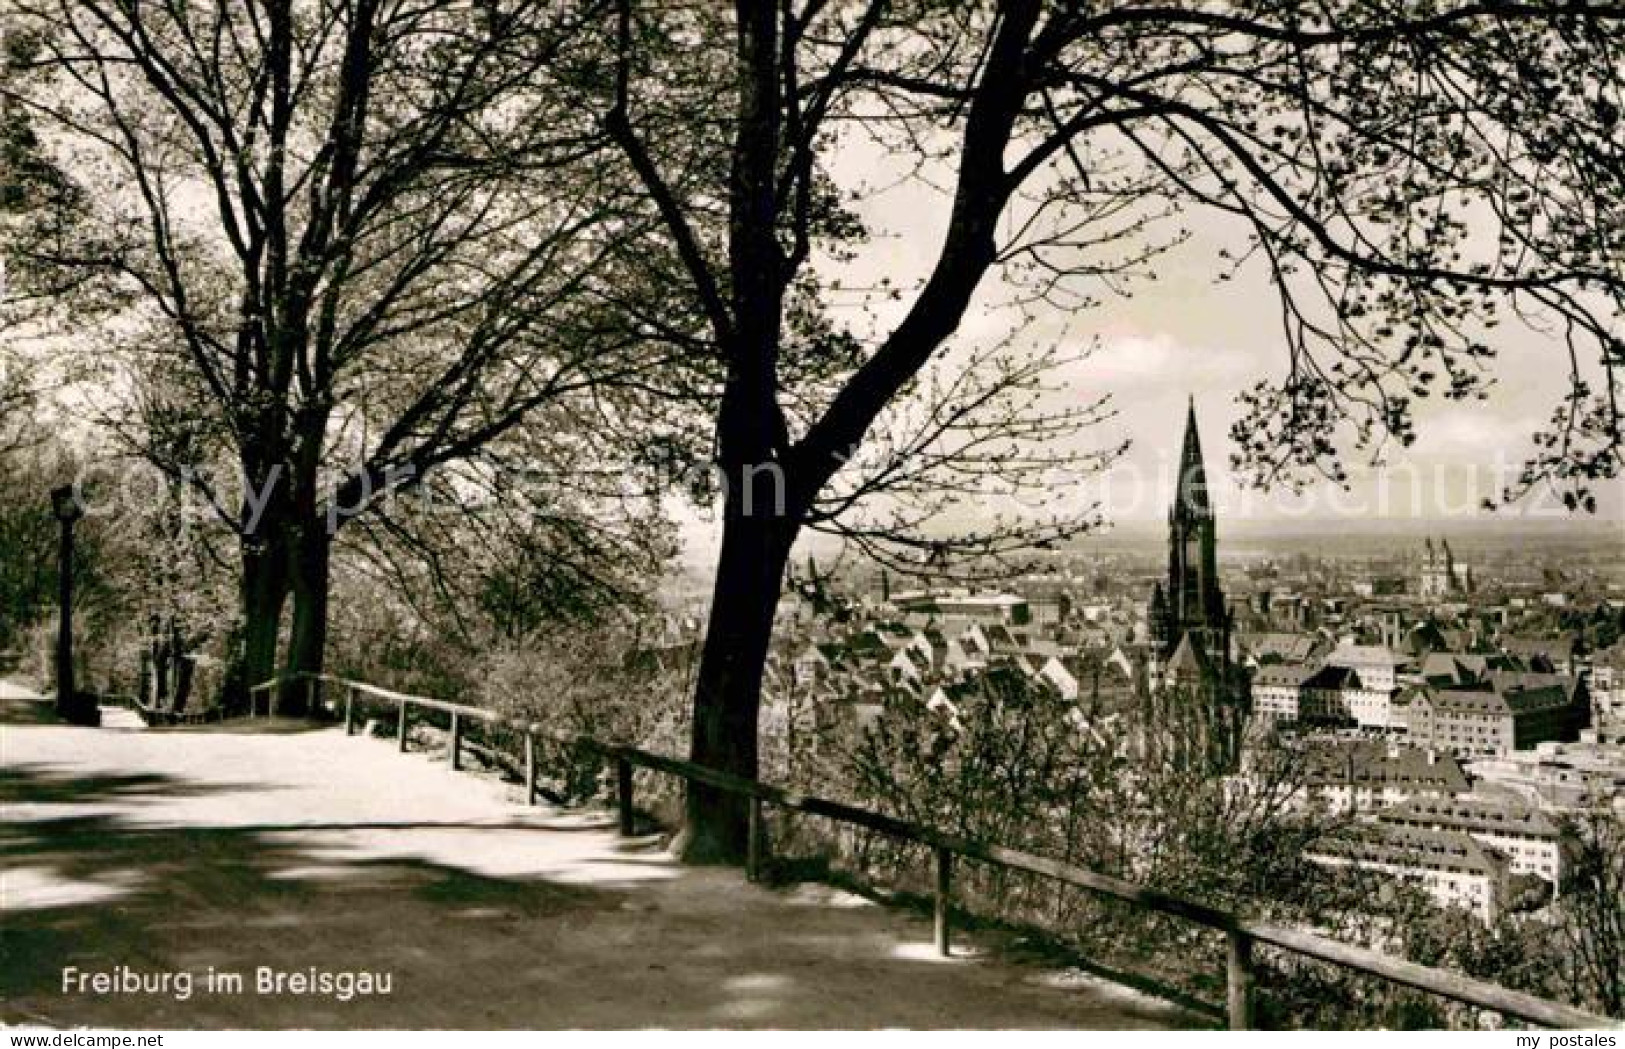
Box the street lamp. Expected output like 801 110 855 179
50 484 96 726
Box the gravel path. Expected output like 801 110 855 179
2 701 1196 1029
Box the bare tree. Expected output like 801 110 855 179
604 1 1625 859
0 68 64 457
0 346 38 457
1556 809 1625 1018
1 0 685 707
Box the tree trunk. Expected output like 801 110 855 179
229 535 289 714
681 501 795 863
676 0 795 865
281 518 332 716
174 654 193 714
153 622 173 707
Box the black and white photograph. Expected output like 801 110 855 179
1 0 1622 1034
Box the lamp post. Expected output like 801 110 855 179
50 484 95 726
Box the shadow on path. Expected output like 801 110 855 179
1 726 1201 1029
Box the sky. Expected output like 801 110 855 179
675 128 1622 567
823 131 1625 528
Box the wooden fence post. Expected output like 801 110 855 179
616 755 634 836
398 700 409 752
524 730 537 805
343 686 355 736
934 847 952 957
1227 929 1255 1030
747 798 764 882
449 711 462 771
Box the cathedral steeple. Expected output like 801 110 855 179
1174 396 1212 520
1142 398 1247 775
1162 399 1224 655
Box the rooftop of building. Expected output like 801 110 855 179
1499 635 1577 658
896 591 1028 611
1374 796 1561 838
1419 651 1525 686
1254 662 1317 687
1310 823 1507 877
1326 643 1405 668
1241 632 1324 663
1403 672 1578 716
1166 632 1214 678
1303 664 1366 691
1299 740 1472 792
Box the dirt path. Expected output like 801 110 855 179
0 680 56 725
2 713 1198 1029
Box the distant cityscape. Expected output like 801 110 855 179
651 405 1624 931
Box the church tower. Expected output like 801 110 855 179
1141 398 1246 774
1419 537 1463 598
1161 398 1226 657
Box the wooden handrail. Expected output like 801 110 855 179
252 672 1618 1031
125 691 225 726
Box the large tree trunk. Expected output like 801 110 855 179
276 406 336 716
230 535 289 713
681 500 795 863
281 518 331 716
676 0 793 865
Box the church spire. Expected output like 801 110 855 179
1161 395 1224 656
1175 397 1211 518
1145 396 1244 776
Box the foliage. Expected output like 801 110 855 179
742 662 1615 1027
0 0 704 698
583 0 1625 858
1554 808 1625 1017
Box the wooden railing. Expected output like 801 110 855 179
101 691 226 727
247 674 321 718
255 671 1617 1032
